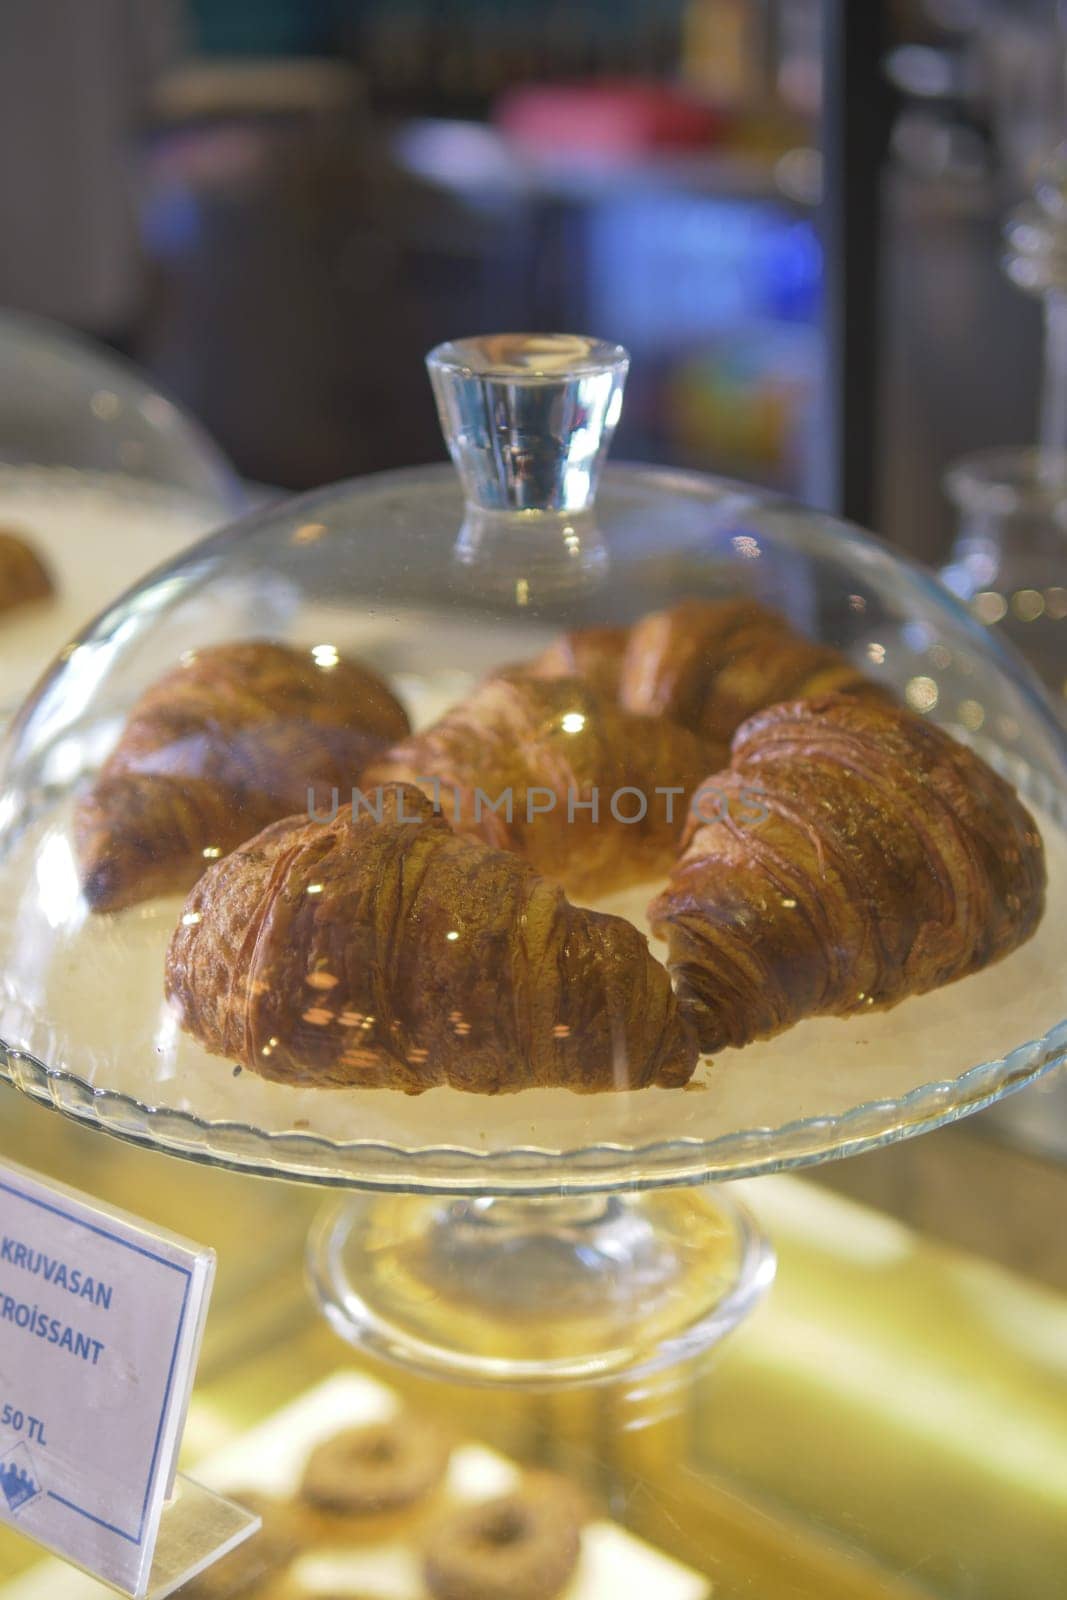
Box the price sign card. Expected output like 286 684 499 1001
0 1157 216 1596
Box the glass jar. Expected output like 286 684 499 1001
942 446 1067 717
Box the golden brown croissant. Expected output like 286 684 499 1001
619 598 879 746
0 527 53 615
520 624 629 702
77 640 410 913
363 672 714 899
165 785 697 1093
649 694 1046 1052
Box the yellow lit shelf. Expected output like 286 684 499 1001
0 1085 1065 1598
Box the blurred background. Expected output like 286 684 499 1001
2 0 1064 563
1 9 1067 1598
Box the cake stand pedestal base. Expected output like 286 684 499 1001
307 1187 775 1390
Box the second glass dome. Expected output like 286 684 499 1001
0 308 247 714
0 335 1064 1191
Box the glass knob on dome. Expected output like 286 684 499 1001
426 333 628 601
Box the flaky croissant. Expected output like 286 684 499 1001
521 624 629 703
524 599 879 759
619 599 879 746
77 640 410 913
0 527 53 616
649 694 1046 1052
166 785 697 1093
363 672 714 899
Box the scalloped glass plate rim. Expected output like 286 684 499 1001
2 1016 1064 1194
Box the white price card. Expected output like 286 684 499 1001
0 1157 216 1597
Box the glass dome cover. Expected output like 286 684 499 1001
0 306 242 499
0 333 1064 1196
0 307 246 714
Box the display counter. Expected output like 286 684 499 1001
0 1083 1064 1599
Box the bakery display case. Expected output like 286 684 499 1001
0 330 1063 1406
0 309 247 715
0 1101 1064 1600
3 0 1067 1589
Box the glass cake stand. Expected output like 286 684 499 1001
0 308 247 715
0 335 1064 1390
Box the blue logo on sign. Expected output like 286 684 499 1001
0 1443 41 1514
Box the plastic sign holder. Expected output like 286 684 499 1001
0 1158 257 1596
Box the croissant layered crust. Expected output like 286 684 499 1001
166 785 698 1093
524 599 879 761
619 598 880 746
364 672 714 898
649 695 1047 1053
76 640 410 912
521 624 629 703
0 527 53 615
